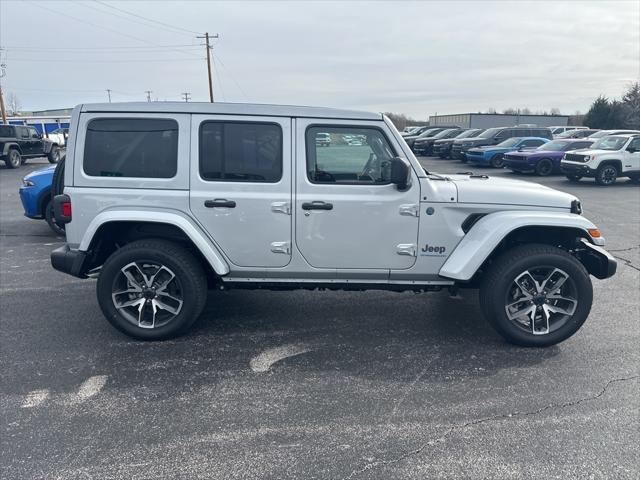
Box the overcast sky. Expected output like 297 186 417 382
1 0 638 118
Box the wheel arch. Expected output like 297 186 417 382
439 210 601 282
37 188 53 217
598 159 623 171
78 211 230 279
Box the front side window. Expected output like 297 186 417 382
199 122 282 182
306 126 396 184
84 118 178 178
29 128 40 139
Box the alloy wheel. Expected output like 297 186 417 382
504 267 577 335
111 261 183 329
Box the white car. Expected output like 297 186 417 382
550 126 588 138
47 127 69 146
561 134 640 185
50 102 616 347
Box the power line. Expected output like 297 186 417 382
4 44 202 52
93 0 203 36
8 58 202 63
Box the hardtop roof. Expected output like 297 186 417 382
79 102 383 121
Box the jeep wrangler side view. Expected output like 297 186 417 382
51 103 616 347
0 124 62 169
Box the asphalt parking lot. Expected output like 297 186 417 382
1 157 639 479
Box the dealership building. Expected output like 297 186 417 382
429 113 569 129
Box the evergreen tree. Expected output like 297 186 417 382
583 96 611 129
621 82 640 129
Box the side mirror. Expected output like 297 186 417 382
628 147 637 153
390 157 411 190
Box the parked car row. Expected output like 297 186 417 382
409 125 640 185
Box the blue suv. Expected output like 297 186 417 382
465 137 550 168
19 165 64 235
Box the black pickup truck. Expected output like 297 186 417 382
0 124 62 169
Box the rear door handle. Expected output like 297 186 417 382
302 201 333 211
204 199 236 208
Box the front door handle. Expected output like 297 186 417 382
302 201 333 211
204 199 236 208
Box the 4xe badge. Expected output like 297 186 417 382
421 244 447 256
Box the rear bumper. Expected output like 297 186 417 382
51 244 88 278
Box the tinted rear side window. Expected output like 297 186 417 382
0 126 14 137
199 122 282 182
84 118 178 178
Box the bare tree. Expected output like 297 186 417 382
550 107 561 115
7 92 21 115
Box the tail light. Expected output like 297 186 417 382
53 194 72 223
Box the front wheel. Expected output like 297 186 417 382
97 239 208 340
490 153 505 168
595 164 618 186
535 158 554 176
566 174 582 183
479 244 592 347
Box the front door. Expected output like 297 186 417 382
189 115 292 268
295 119 420 270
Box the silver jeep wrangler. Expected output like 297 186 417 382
51 102 616 347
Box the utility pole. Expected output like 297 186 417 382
106 89 112 103
197 32 218 102
145 90 152 102
181 92 191 102
0 59 7 124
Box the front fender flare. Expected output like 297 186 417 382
79 209 230 275
439 210 600 281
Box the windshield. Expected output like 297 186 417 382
418 129 442 138
455 129 481 139
433 129 458 139
478 127 501 138
591 136 628 150
496 138 520 147
537 140 570 151
588 131 611 139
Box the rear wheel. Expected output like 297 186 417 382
5 149 21 169
490 153 505 168
48 145 61 163
535 158 554 176
595 164 618 185
44 198 65 236
479 244 592 347
97 239 208 340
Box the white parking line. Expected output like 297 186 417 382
76 375 108 400
21 389 50 408
250 344 313 373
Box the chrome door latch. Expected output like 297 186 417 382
399 204 419 217
271 202 291 215
396 243 417 256
270 241 291 255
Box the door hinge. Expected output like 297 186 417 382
270 241 291 255
399 204 419 217
271 202 291 215
396 243 417 257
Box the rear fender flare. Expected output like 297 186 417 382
79 209 230 275
439 210 600 281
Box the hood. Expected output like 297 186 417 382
434 138 453 145
24 165 56 182
573 148 621 156
447 174 577 209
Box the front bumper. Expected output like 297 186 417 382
19 187 43 218
51 244 88 278
561 162 595 177
504 159 535 171
577 238 617 279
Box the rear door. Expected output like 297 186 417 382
189 115 292 268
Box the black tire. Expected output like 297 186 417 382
97 239 208 340
490 153 505 168
565 174 582 183
48 145 61 164
479 244 593 347
535 158 554 176
51 156 65 197
44 198 65 236
460 155 468 163
5 149 21 169
595 164 618 186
